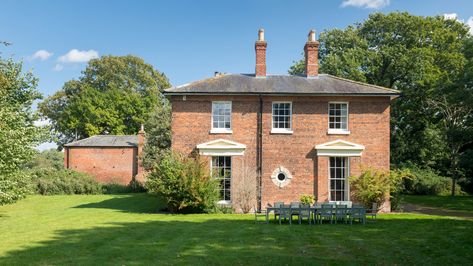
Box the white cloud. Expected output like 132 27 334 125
30 50 53 61
53 64 64 72
341 0 390 9
58 49 99 63
467 17 473 35
443 13 473 35
35 142 58 151
443 13 458 20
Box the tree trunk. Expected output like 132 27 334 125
451 178 456 197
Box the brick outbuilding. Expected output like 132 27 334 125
64 130 145 185
165 29 400 212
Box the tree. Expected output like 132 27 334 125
142 100 171 170
39 55 171 147
289 12 471 180
0 57 44 204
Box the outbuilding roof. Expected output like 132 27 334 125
64 135 138 147
164 74 400 96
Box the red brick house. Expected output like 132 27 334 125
165 29 399 212
64 128 145 185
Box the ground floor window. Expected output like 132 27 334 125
211 156 231 202
329 157 349 201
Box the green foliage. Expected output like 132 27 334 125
0 57 46 205
400 164 452 195
0 172 33 205
350 168 409 209
145 151 220 213
299 194 316 205
102 179 146 194
24 149 64 171
142 100 171 170
39 55 171 147
32 169 102 195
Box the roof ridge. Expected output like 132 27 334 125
325 74 400 93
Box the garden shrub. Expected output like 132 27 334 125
300 194 316 205
401 164 451 195
103 179 147 194
0 172 33 205
145 151 220 213
350 168 408 209
32 169 102 195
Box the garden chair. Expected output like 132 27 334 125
349 206 366 225
290 202 300 221
298 204 312 225
334 204 348 224
318 204 334 224
273 202 284 220
278 204 292 225
254 205 267 224
366 203 378 221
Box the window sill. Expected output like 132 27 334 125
217 200 231 205
327 129 350 135
210 129 233 134
271 129 293 134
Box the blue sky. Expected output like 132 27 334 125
1 0 473 150
2 0 473 97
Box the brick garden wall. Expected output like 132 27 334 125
65 147 137 185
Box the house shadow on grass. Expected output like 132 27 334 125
74 193 165 214
0 217 472 265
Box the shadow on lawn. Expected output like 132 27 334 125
0 216 472 265
74 193 164 214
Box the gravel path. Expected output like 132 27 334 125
402 203 473 219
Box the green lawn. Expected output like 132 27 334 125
0 194 472 265
403 195 473 213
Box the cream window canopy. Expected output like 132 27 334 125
196 139 246 156
315 139 365 157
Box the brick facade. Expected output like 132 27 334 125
170 95 391 212
64 146 141 185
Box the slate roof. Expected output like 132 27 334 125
164 74 400 96
64 135 138 147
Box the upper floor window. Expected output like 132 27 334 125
272 102 292 133
328 102 349 134
211 101 232 133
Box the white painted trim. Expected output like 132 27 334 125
210 129 233 134
271 101 293 131
211 101 232 131
328 157 350 202
315 139 364 157
328 101 349 132
327 129 351 135
197 139 246 156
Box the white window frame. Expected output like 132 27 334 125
271 101 293 134
327 102 350 135
210 156 232 204
211 101 232 134
328 157 350 202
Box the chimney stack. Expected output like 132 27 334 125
304 29 319 78
255 28 267 77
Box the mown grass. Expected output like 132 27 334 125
0 194 472 265
404 195 473 213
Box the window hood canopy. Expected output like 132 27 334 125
196 139 246 156
315 139 365 157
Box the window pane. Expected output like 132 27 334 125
212 102 231 129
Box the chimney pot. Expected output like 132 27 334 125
308 29 316 42
258 28 265 41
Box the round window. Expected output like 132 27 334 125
271 166 292 188
277 173 286 181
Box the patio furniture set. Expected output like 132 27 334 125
255 202 378 225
